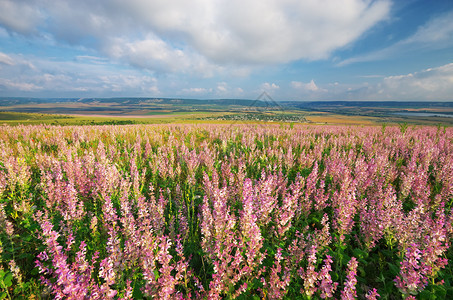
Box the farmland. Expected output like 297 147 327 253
2 98 453 126
1 123 453 299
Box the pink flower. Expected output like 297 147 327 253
394 243 429 296
302 245 318 297
365 288 380 299
341 257 358 300
318 255 338 298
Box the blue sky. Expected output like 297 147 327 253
0 0 452 101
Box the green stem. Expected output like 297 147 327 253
0 280 12 300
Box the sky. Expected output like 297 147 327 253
0 0 453 101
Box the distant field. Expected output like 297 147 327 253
305 114 376 125
0 112 175 126
1 98 453 126
0 112 71 121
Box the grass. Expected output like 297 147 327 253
0 112 71 121
0 112 175 126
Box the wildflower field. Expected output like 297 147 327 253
1 124 453 299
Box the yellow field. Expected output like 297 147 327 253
305 114 377 125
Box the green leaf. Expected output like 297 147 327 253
132 281 145 299
342 254 351 264
23 234 33 242
419 289 435 300
237 293 260 300
2 272 12 287
388 263 399 276
353 248 368 259
432 285 447 298
380 249 394 258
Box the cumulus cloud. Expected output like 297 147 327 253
377 63 453 100
107 36 191 73
291 80 320 92
285 63 453 101
261 82 280 91
208 0 390 64
216 82 228 93
0 0 43 35
329 63 453 100
215 82 244 97
0 0 391 74
104 36 220 76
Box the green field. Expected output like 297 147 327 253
0 112 192 126
2 97 453 126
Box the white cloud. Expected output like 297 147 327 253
0 0 43 35
179 82 245 97
338 10 453 66
0 79 42 91
404 11 453 45
98 75 159 93
0 52 14 66
214 82 245 97
182 87 210 94
0 52 36 71
0 0 391 74
0 52 159 95
216 82 228 93
291 80 320 92
377 63 453 100
328 63 453 100
107 36 190 73
75 56 109 64
285 63 453 101
104 36 220 77
261 82 280 91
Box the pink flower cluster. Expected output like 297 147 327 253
1 123 452 299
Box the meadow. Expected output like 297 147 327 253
1 123 452 299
